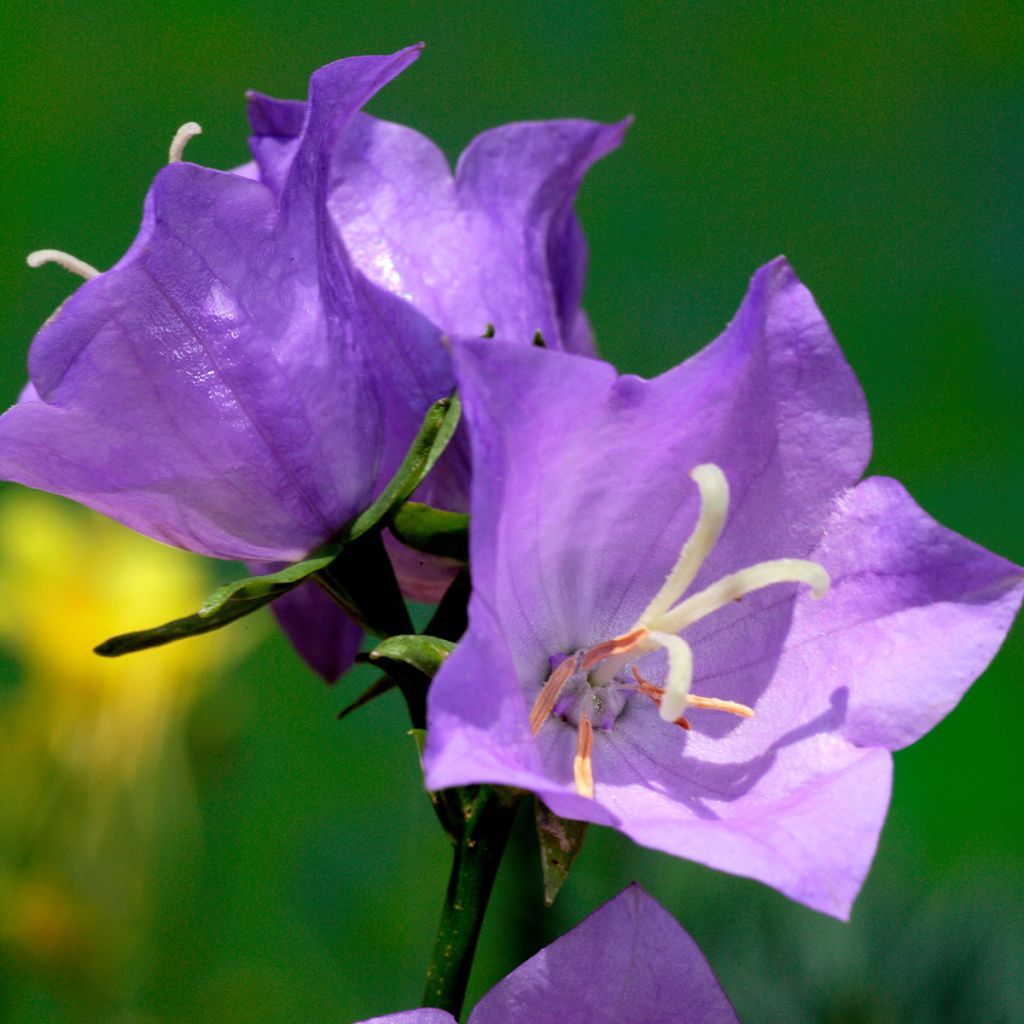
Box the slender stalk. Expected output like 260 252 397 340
422 785 520 1017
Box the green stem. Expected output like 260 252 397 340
422 786 520 1017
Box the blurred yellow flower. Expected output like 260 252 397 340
0 489 244 997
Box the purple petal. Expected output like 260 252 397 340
269 579 364 684
355 1013 454 1024
790 475 1024 750
245 92 306 196
327 115 628 348
0 49 423 563
469 885 738 1024
445 257 870 654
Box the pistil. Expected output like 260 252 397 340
168 121 203 164
528 462 830 800
26 250 100 281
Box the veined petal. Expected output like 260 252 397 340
325 115 627 349
787 476 1024 750
450 258 869 651
424 594 617 827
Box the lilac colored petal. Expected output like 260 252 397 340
469 885 738 1024
0 49 424 563
269 578 363 684
444 257 869 655
355 1013 454 1024
327 115 627 349
383 531 463 604
428 593 617 826
245 91 307 196
789 476 1024 749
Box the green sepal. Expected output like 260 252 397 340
343 393 461 542
389 502 469 561
534 799 589 907
94 393 460 658
367 634 455 680
94 591 272 657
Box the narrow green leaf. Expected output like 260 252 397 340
367 634 455 680
199 545 342 616
389 502 469 561
535 799 589 907
344 392 461 542
94 591 270 656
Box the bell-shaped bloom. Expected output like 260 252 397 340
0 49 466 682
424 257 1024 918
0 47 442 567
357 885 738 1024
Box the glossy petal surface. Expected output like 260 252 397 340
0 48 426 563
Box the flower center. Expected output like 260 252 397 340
528 463 830 799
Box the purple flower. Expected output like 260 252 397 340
356 885 738 1024
0 47 436 566
424 258 1024 918
246 88 628 356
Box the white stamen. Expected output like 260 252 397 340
653 558 830 636
26 249 100 280
647 630 694 722
639 464 729 627
168 121 203 164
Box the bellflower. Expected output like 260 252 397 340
0 47 440 565
357 885 738 1024
0 48 463 679
424 258 1024 918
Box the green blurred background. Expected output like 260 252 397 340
0 3 1021 1021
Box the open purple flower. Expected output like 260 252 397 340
357 885 738 1024
424 257 1024 918
0 47 438 565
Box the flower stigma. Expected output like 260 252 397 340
168 121 203 164
25 250 100 281
529 463 831 798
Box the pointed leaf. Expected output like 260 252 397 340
388 502 469 561
344 393 461 541
535 799 589 906
367 633 455 680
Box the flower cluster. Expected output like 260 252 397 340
3 44 1021 1019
